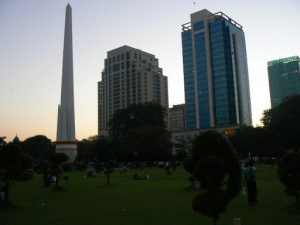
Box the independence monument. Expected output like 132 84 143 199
56 4 77 160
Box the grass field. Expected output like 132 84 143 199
0 166 300 225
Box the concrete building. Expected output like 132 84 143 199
56 4 77 161
181 9 252 130
268 56 300 108
98 46 169 136
172 125 238 143
169 104 185 132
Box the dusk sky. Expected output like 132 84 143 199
1 0 299 142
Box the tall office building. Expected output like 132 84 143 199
98 46 169 136
268 56 300 108
181 9 252 130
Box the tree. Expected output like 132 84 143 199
261 95 300 156
49 153 68 190
182 156 195 187
230 125 276 158
22 135 54 161
122 127 172 162
109 102 170 162
94 136 114 162
109 102 166 139
0 144 32 205
77 136 116 168
0 137 6 147
77 138 96 161
174 139 191 162
261 109 271 128
183 156 193 174
278 150 300 205
191 131 241 225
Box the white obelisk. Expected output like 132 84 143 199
56 4 77 161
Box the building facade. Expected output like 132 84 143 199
98 46 169 136
268 56 300 108
169 104 185 132
181 9 252 130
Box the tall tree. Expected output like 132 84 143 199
94 136 114 162
261 95 300 156
230 125 275 158
108 102 170 162
278 150 300 205
0 137 6 147
49 153 68 190
77 138 96 161
22 135 54 160
0 144 32 205
191 131 241 225
122 127 172 162
109 102 166 139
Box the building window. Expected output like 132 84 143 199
113 64 120 72
194 21 204 31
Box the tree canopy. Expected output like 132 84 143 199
108 103 172 162
230 125 277 158
109 102 166 139
122 127 172 162
261 95 300 156
49 152 69 190
191 131 241 225
0 143 32 204
278 150 300 204
22 135 54 160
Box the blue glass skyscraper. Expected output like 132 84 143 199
181 9 252 129
268 56 300 108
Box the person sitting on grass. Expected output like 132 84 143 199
144 172 150 180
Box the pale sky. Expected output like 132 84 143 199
0 0 299 142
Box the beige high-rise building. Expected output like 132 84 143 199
98 46 169 136
169 104 186 132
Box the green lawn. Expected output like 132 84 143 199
1 166 299 225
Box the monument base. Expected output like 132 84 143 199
55 141 77 161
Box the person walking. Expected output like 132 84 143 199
243 160 257 205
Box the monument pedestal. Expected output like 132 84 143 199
55 141 77 161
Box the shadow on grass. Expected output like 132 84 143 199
52 186 66 191
97 184 121 189
0 201 17 211
282 202 300 214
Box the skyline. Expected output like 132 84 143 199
1 0 300 142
